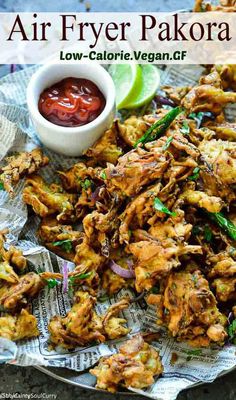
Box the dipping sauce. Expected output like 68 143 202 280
38 77 106 127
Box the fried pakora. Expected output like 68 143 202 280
48 291 130 349
0 309 39 341
23 175 76 222
90 334 163 393
0 272 45 310
38 217 84 261
148 269 227 347
0 148 48 196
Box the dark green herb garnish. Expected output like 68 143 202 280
98 294 110 303
180 120 190 135
69 271 93 284
81 178 92 190
228 319 236 344
204 225 213 242
0 182 4 190
154 197 176 217
45 278 59 288
188 111 213 128
188 167 200 181
100 170 107 180
150 285 160 294
162 136 173 151
192 274 198 285
205 212 236 241
192 225 201 236
52 239 73 253
135 106 183 147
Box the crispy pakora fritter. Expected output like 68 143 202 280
85 123 123 164
48 291 130 349
148 270 227 347
0 309 39 341
23 175 76 222
0 148 49 196
0 230 27 272
105 146 170 197
182 69 236 115
0 272 45 310
199 139 236 185
38 217 84 261
129 231 202 292
90 334 163 393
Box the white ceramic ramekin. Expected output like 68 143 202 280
27 63 116 156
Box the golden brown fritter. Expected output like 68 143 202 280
101 268 132 296
118 115 149 147
162 86 191 105
85 123 123 164
105 146 170 197
0 309 39 341
182 69 236 114
74 238 105 272
199 139 236 185
207 122 236 141
119 182 162 245
148 209 192 242
0 230 27 272
83 206 119 256
181 185 225 213
0 148 49 196
90 334 163 393
58 162 102 192
148 270 227 347
48 291 130 349
23 175 76 222
0 272 45 310
129 231 202 292
38 217 84 261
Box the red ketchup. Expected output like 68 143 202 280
38 77 106 127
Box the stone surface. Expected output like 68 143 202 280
0 1 235 399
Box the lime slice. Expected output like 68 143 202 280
124 65 160 109
109 64 142 110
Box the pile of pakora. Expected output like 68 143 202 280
1 61 236 391
1 4 236 388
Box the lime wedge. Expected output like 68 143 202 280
124 65 160 109
109 64 142 110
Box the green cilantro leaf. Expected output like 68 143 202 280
0 182 4 190
204 225 213 242
153 197 176 217
69 271 93 284
180 120 190 135
81 178 92 190
188 112 213 128
52 239 73 253
162 136 173 151
45 278 59 288
100 170 107 180
228 319 236 344
188 167 200 181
